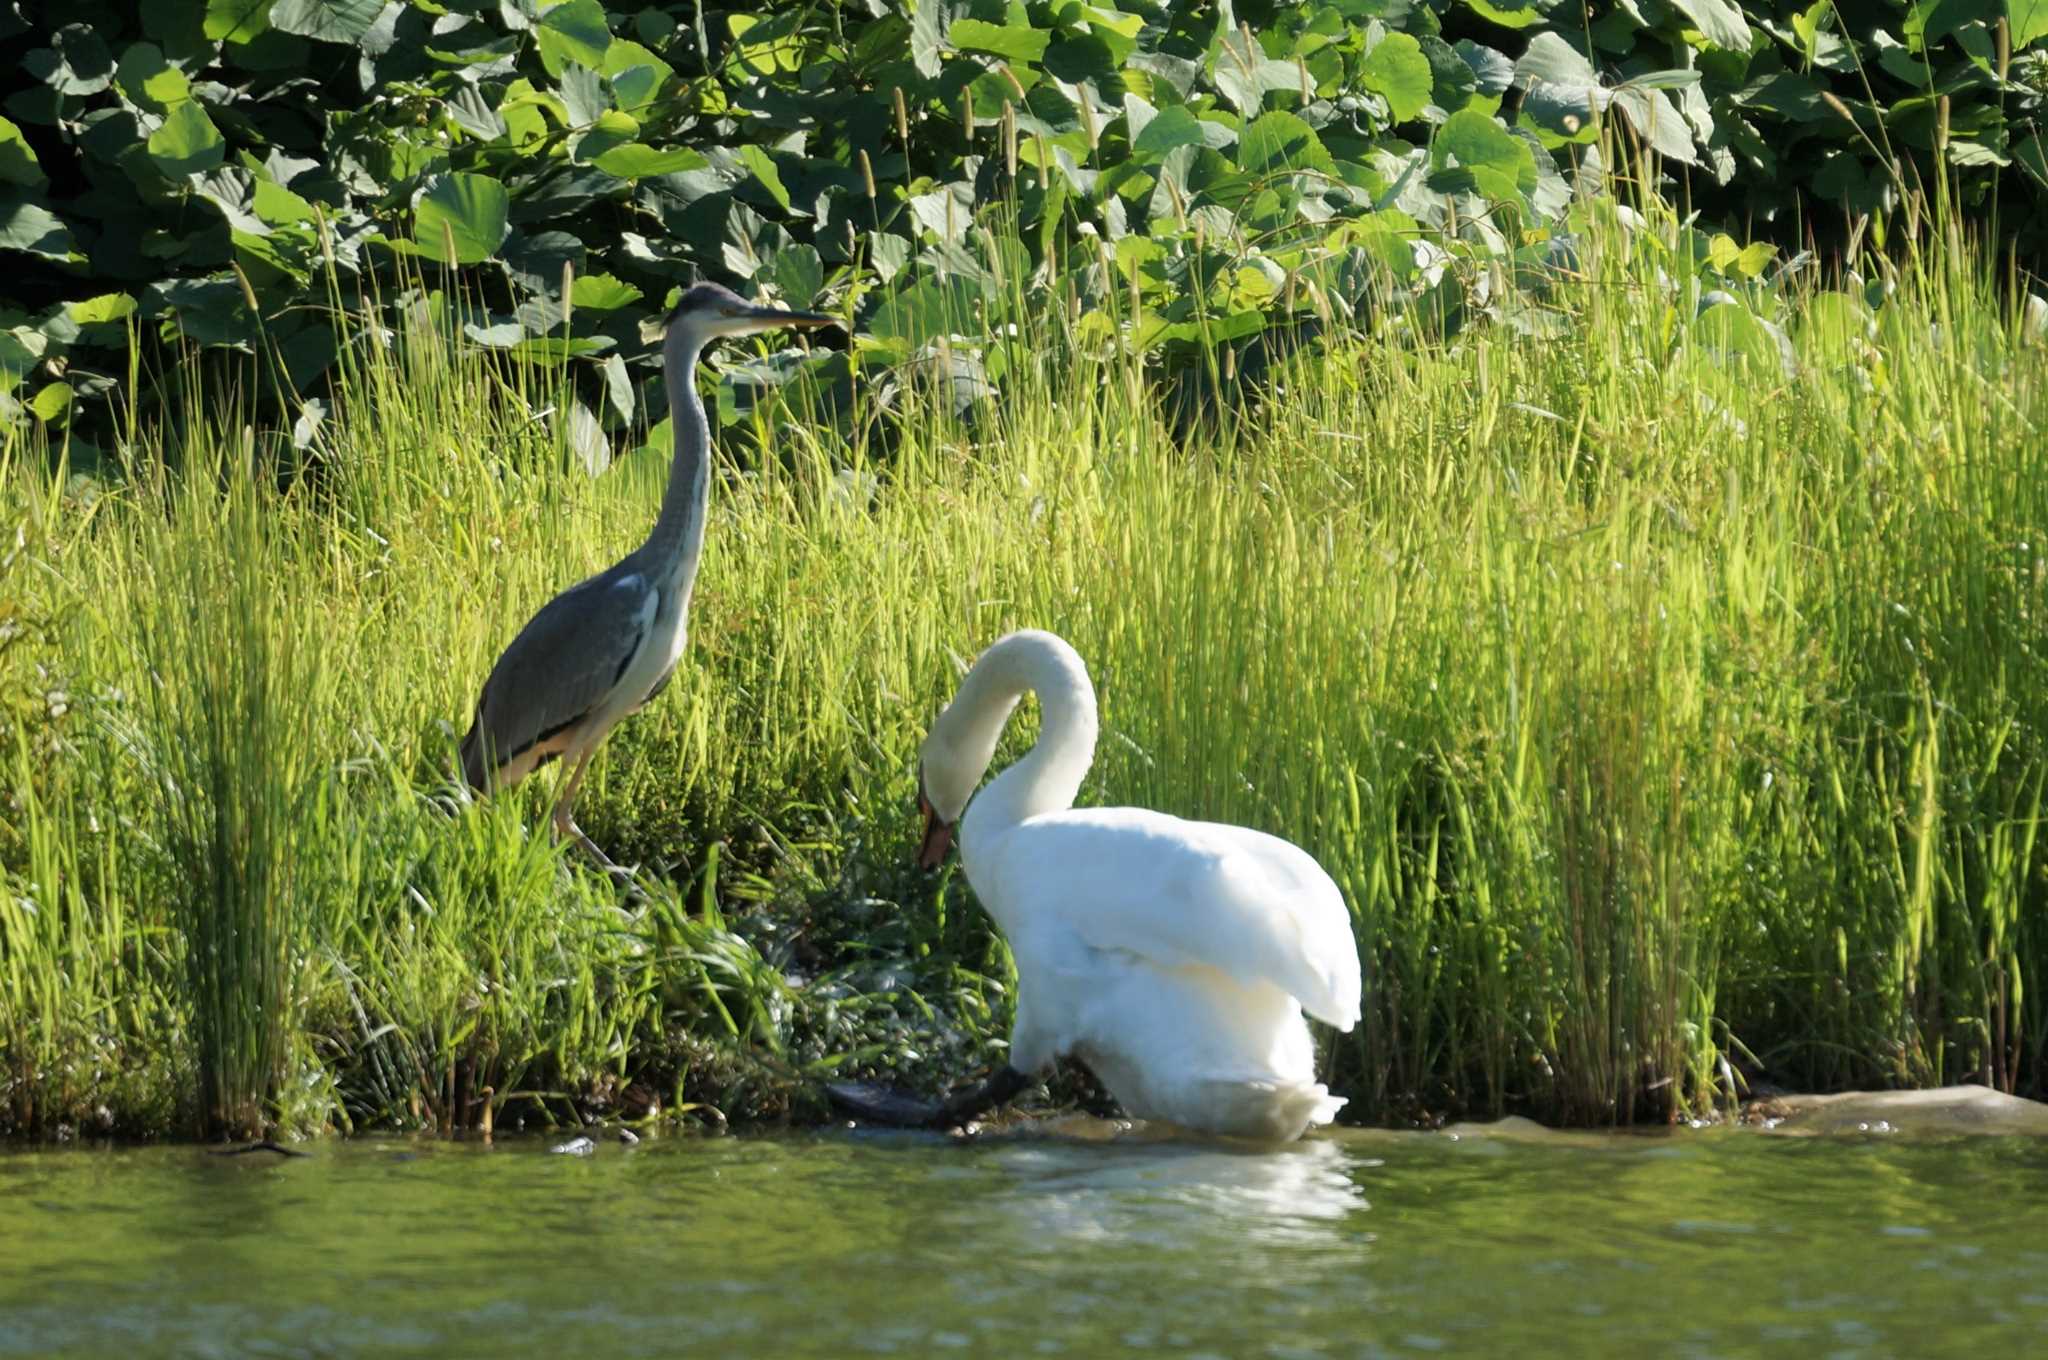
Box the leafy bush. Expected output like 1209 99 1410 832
2 0 2044 451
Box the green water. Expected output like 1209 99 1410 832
3 1125 2044 1358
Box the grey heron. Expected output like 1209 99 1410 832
459 282 834 863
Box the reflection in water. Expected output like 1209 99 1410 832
980 1134 1369 1254
2 1127 2046 1358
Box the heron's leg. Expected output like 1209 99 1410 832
549 749 617 869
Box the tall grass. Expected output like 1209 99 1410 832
2 211 2043 1135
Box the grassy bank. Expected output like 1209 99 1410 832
4 211 2046 1138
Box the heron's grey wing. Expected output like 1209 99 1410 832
462 566 658 788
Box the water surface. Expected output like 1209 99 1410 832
4 1122 2044 1357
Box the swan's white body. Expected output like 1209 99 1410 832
920 630 1362 1142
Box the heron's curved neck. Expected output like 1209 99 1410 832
956 634 1099 848
639 333 710 597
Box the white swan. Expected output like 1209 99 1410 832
912 629 1363 1142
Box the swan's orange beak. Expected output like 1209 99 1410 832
916 774 954 870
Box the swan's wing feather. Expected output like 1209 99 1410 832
981 808 1362 1030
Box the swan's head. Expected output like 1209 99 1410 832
914 693 1013 869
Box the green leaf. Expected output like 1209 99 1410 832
950 17 1050 63
1134 105 1204 158
29 381 71 423
571 110 638 164
2011 0 2048 45
591 143 709 179
1211 26 1300 117
1666 0 1753 51
764 243 825 308
116 42 192 117
738 144 792 213
414 172 510 264
267 0 383 45
1611 86 1697 163
1361 33 1432 123
69 293 138 323
1432 108 1536 201
252 178 316 226
1462 0 1547 30
870 274 984 343
1239 111 1336 177
0 194 75 259
0 116 44 189
569 273 643 310
1516 32 1598 86
147 101 226 178
205 0 270 42
536 0 611 76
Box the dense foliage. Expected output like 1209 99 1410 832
3 0 2045 449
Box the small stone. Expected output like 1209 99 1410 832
550 1135 596 1156
616 1128 640 1146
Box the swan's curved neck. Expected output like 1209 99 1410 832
952 634 1098 845
637 332 710 598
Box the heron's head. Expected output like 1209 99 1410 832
647 282 833 347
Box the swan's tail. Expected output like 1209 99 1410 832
1205 1079 1347 1142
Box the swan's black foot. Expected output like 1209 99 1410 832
825 1081 945 1127
208 1139 308 1158
827 1067 1036 1131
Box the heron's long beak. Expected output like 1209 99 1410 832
916 778 954 870
743 304 835 330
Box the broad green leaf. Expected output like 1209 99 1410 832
1211 27 1300 117
870 274 984 342
1463 0 1546 30
739 144 792 213
592 143 708 179
1456 40 1516 95
1904 0 1995 52
1611 86 1697 163
116 43 191 116
1239 111 1336 177
2016 132 2048 189
0 195 75 258
1802 292 1875 365
147 101 226 178
609 64 661 114
950 17 1050 63
29 381 71 423
1134 105 1205 157
69 293 138 323
569 273 643 310
252 178 316 226
1361 33 1432 123
1695 302 1791 376
536 0 611 76
512 336 614 362
1515 32 1598 86
910 0 948 78
205 0 269 41
0 116 44 189
1666 0 1753 51
571 109 638 164
2010 0 2048 45
414 172 510 264
1433 108 1536 200
764 243 825 308
267 0 383 45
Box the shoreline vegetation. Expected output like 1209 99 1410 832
5 200 2046 1142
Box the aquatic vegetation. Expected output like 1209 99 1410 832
1 206 2044 1136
